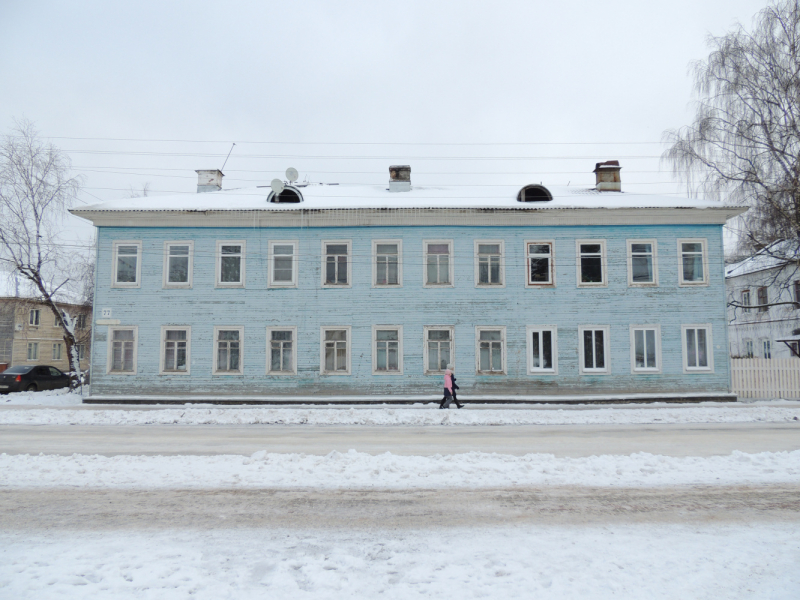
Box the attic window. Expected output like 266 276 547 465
517 185 553 203
269 188 302 203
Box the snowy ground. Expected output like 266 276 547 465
3 449 799 489
2 525 798 599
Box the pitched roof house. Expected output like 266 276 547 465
71 162 745 403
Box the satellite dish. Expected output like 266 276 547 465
286 167 299 182
270 179 285 194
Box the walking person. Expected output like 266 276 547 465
439 364 463 409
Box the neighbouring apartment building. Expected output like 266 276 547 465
0 297 92 373
71 162 745 402
726 242 800 359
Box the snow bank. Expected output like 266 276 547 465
2 449 798 489
2 525 797 600
1 404 798 425
1 388 83 406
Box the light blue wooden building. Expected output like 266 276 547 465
72 163 745 403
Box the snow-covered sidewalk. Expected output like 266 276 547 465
2 525 798 599
1 403 798 425
3 449 798 489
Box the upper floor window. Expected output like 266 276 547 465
373 240 402 287
164 242 193 288
108 327 137 374
322 241 351 287
424 241 453 287
757 286 768 312
678 239 708 285
269 241 298 287
216 241 245 288
526 242 554 286
29 309 40 326
741 289 751 312
576 240 607 287
112 241 141 288
627 240 657 286
475 241 504 287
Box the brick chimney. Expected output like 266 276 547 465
196 169 224 193
389 165 411 193
593 161 621 192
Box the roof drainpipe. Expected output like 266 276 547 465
593 161 621 192
196 169 224 193
389 165 411 192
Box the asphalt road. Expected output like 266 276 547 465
1 422 798 457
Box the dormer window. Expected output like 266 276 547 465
517 184 553 202
268 187 303 203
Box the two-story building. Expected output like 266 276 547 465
72 162 745 403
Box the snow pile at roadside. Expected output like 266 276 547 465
3 449 798 489
1 404 798 426
3 525 798 599
1 389 83 406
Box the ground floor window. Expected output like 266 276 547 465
424 326 453 373
76 344 86 360
268 327 296 374
52 343 62 360
630 326 660 372
108 327 137 374
162 327 190 374
214 327 242 374
476 327 505 374
27 342 38 361
579 326 609 373
743 339 754 359
527 326 557 373
373 326 402 374
761 339 772 359
321 327 350 375
683 325 713 372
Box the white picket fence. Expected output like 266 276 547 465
730 358 800 399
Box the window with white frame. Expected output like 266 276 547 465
269 241 298 287
52 343 62 360
762 339 772 359
164 242 193 288
794 281 800 307
743 338 754 358
630 326 660 372
322 241 351 287
476 327 505 374
627 240 657 286
108 327 137 374
424 326 453 373
475 241 504 286
29 309 40 326
788 341 800 357
527 326 557 373
27 342 38 360
526 242 554 286
112 241 142 287
267 327 296 374
373 240 402 287
161 327 190 374
216 241 245 287
678 239 708 285
76 344 86 360
373 326 402 374
683 325 713 371
576 241 607 286
424 241 453 286
53 313 60 327
214 327 243 374
741 289 751 312
321 327 350 374
579 326 610 373
757 286 768 312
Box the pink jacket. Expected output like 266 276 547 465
444 369 453 392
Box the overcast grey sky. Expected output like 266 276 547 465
0 0 770 227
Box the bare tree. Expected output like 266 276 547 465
663 0 800 265
0 118 85 387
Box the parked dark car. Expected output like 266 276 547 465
0 365 71 393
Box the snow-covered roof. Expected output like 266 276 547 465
725 240 800 278
73 183 736 213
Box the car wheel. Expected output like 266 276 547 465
25 384 37 392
